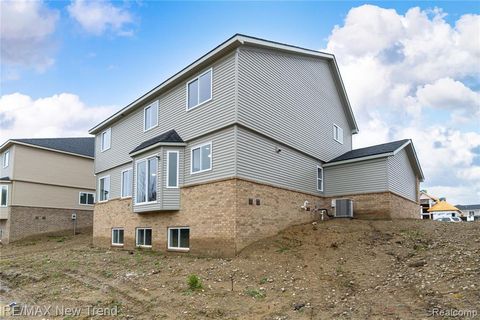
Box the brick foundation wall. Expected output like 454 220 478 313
93 179 237 257
93 178 420 257
334 192 421 220
235 179 328 252
7 206 93 243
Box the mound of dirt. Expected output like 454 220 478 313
1 219 479 319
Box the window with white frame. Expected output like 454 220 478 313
136 228 152 247
121 168 133 198
168 227 190 250
316 166 324 192
333 124 344 144
79 192 94 205
187 69 212 110
166 151 179 188
99 176 110 202
144 101 158 131
112 228 124 245
2 150 9 168
0 185 8 207
191 142 211 174
101 128 111 151
136 157 157 204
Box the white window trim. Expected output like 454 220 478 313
100 128 111 152
120 168 133 199
111 228 124 246
2 149 10 168
78 192 95 205
190 141 212 175
134 156 158 206
136 227 152 248
143 101 159 132
316 165 324 192
166 151 179 189
333 124 344 144
0 185 8 207
185 68 213 111
98 175 110 203
167 227 190 251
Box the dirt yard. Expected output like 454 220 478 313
1 219 479 319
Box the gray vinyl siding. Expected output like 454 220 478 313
388 149 417 202
184 126 236 186
237 46 352 162
236 127 323 195
96 163 132 201
324 158 389 196
95 51 236 174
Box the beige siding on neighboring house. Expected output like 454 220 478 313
13 144 94 189
11 181 94 210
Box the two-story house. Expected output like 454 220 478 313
89 34 424 256
0 138 95 243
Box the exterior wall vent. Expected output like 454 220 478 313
334 199 353 218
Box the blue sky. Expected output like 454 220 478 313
1 1 479 204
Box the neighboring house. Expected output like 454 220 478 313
420 190 438 219
89 34 424 257
0 138 95 243
456 204 480 222
427 200 461 220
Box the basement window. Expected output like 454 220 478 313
168 227 190 251
112 228 124 246
136 228 152 247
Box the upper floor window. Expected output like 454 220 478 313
136 157 157 204
2 149 10 168
187 69 212 110
333 124 343 144
101 128 111 152
121 168 133 198
317 166 324 192
79 192 95 205
144 101 158 131
99 176 110 202
191 142 212 174
0 185 7 207
166 151 179 188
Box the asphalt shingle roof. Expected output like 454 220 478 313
130 129 184 154
328 139 410 163
456 204 480 210
12 137 95 158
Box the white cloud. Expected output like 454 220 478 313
67 0 133 36
0 0 59 70
0 93 117 143
324 5 480 204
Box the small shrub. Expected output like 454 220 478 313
187 274 203 291
245 288 265 299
